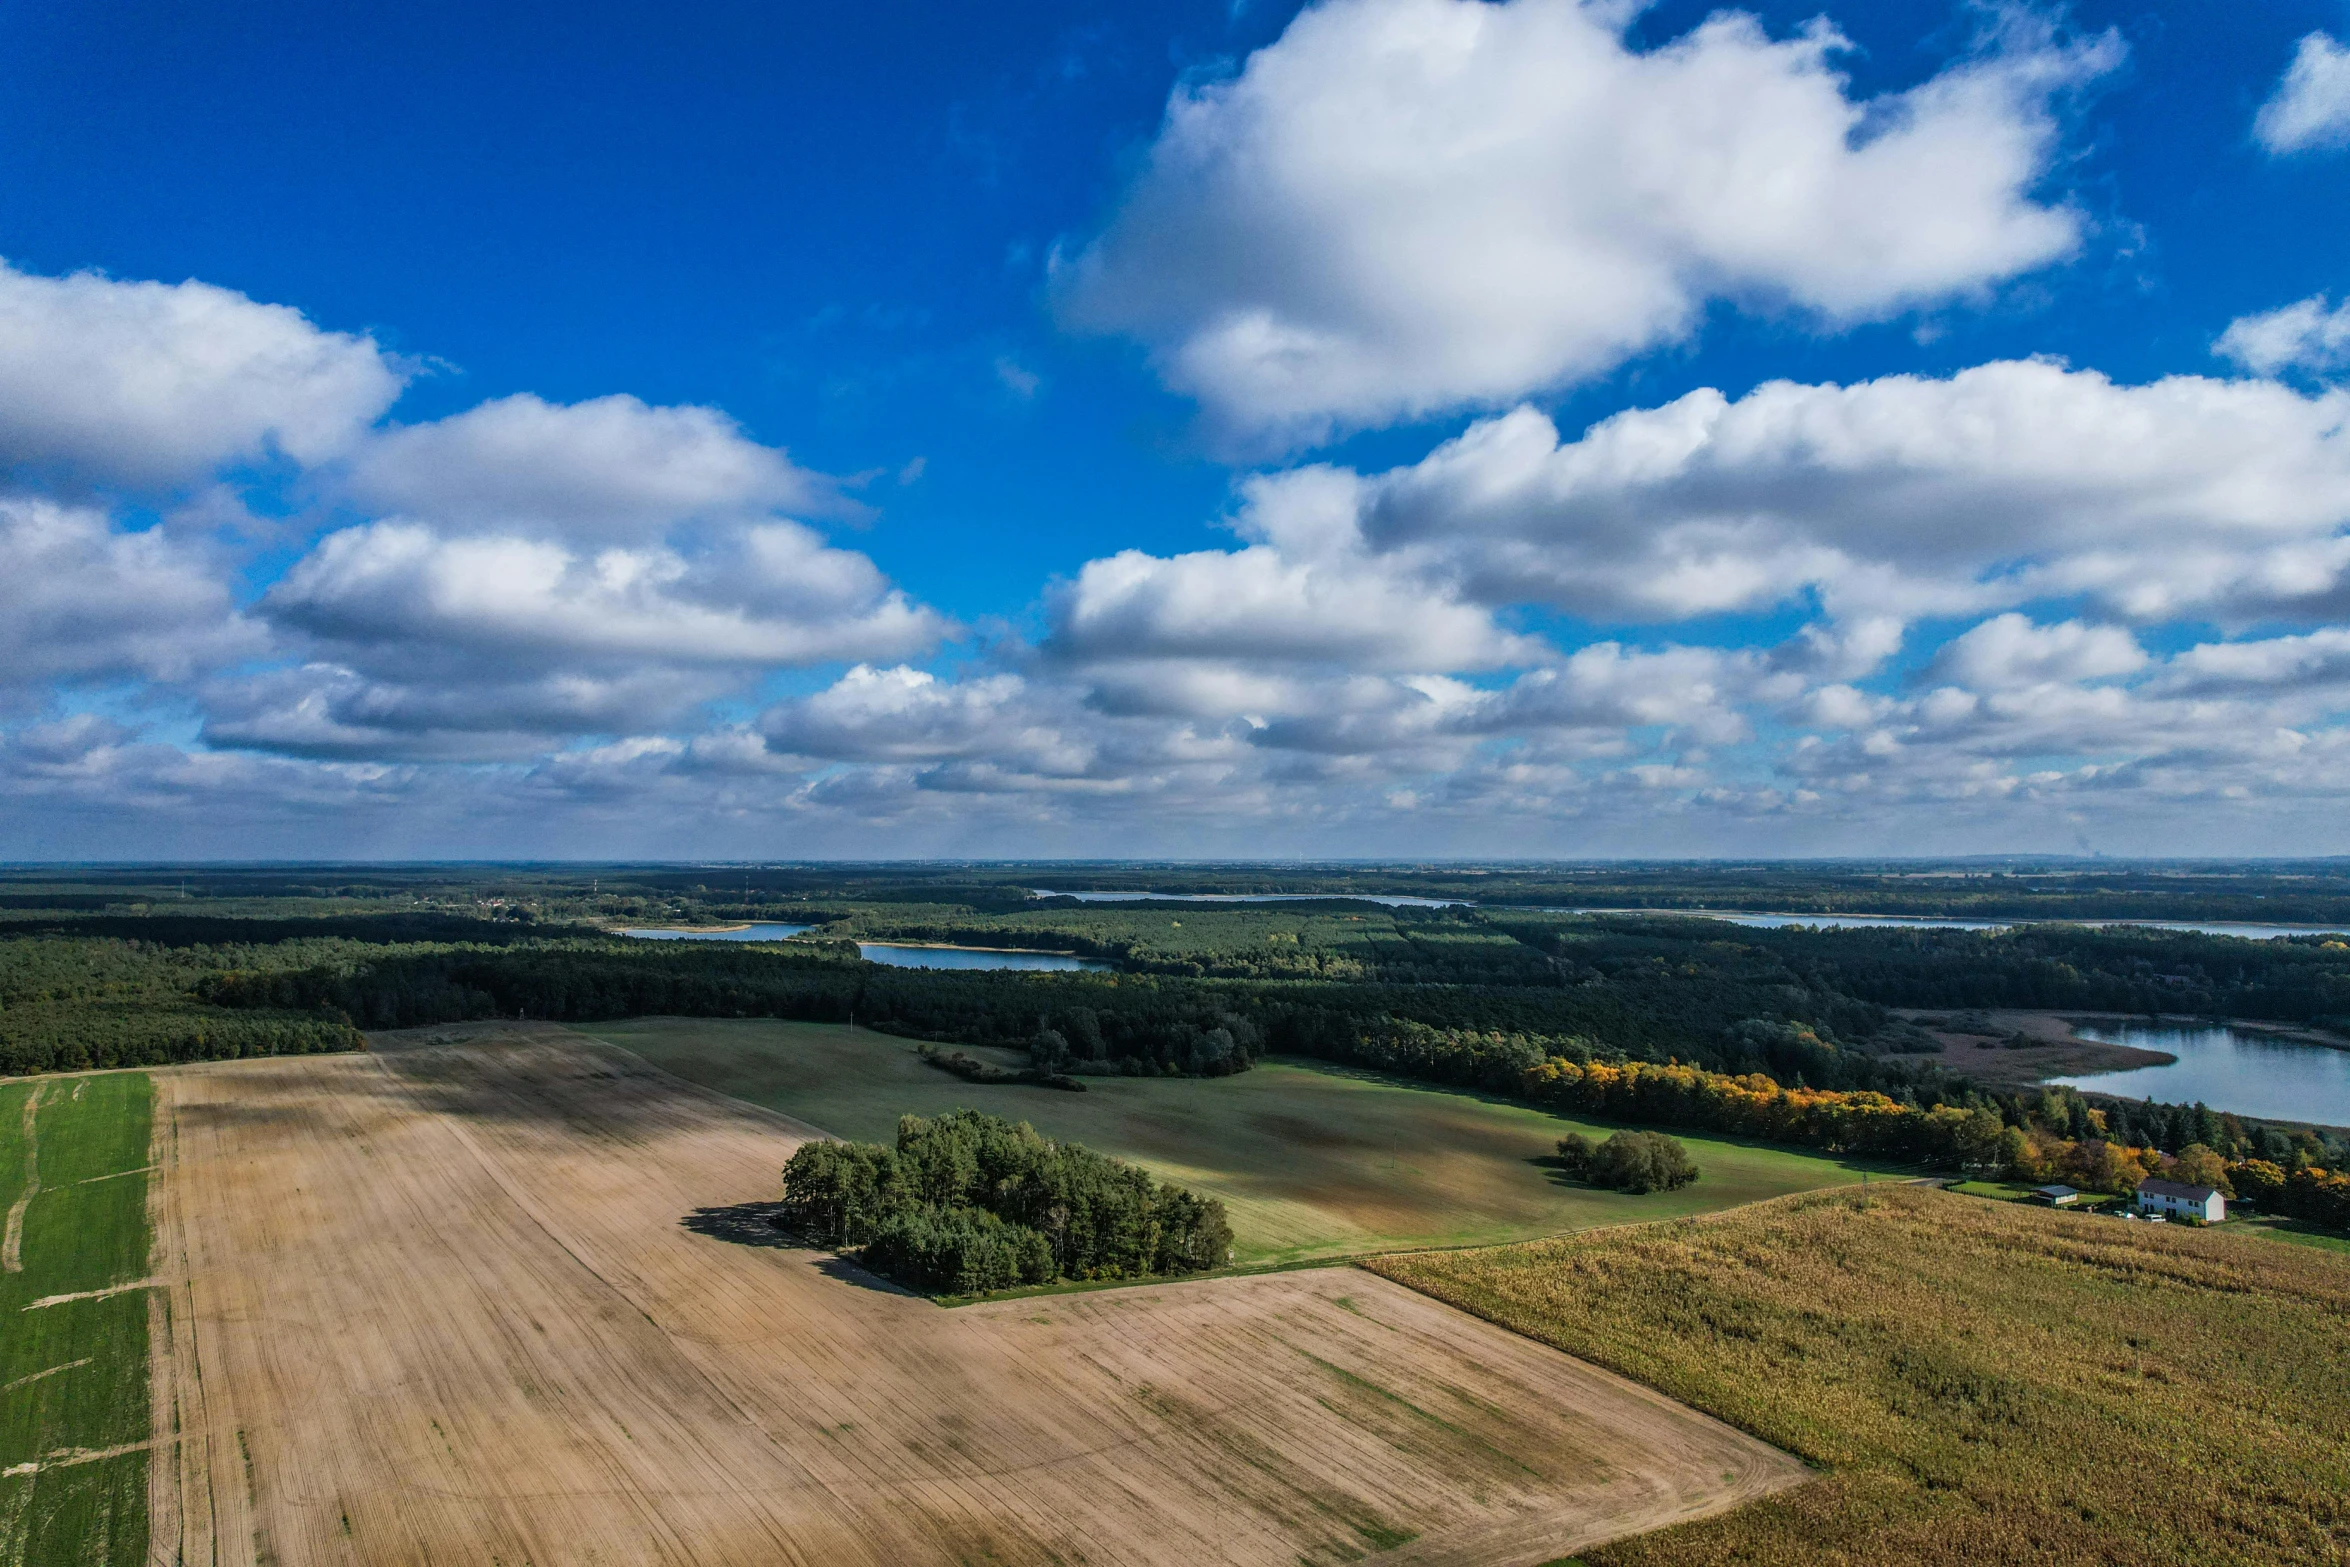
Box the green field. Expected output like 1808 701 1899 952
0 1073 154 1566
2235 1213 2350 1255
583 1017 1887 1265
1373 1186 2350 1567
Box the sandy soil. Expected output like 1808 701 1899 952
142 1023 1804 1566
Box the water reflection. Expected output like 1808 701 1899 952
2052 1024 2350 1126
619 926 1107 972
1545 909 2350 939
621 923 812 941
1033 889 1466 908
856 944 1108 971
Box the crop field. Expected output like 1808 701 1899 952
0 1072 155 1567
582 1016 1884 1265
145 1023 1805 1565
1371 1186 2350 1567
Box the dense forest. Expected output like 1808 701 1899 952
4 867 2349 1218
12 856 2350 927
778 1109 1232 1293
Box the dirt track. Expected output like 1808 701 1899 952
146 1025 1805 1565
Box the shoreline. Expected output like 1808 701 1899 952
609 925 1104 963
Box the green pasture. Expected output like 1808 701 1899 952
2235 1212 2350 1255
584 1018 1886 1265
0 1072 154 1565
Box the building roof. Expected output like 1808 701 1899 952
2034 1185 2078 1197
2137 1178 2222 1201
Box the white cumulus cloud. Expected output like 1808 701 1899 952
0 497 264 702
345 393 827 538
1930 614 2146 689
0 260 406 489
267 520 943 671
1351 361 2350 624
1059 0 2114 442
2217 295 2350 378
2255 32 2350 155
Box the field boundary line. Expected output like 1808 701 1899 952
4 1434 187 1477
23 1277 163 1310
2 1357 91 1390
73 1164 154 1186
3 1081 42 1272
147 1072 213 1567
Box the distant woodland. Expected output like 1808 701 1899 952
3 864 2346 1227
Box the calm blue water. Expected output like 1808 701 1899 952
1033 889 1467 907
856 944 1109 972
620 925 1106 971
1544 909 2348 939
2053 1025 2350 1127
620 923 812 941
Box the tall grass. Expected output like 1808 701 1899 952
1371 1186 2350 1566
0 1075 153 1565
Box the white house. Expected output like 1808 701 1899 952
2135 1178 2225 1223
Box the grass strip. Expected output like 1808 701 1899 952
0 1074 154 1566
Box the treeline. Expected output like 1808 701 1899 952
2228 1161 2350 1230
778 1109 1232 1294
205 936 1948 1092
199 941 1274 1076
1294 1016 2347 1190
828 903 1557 985
0 1010 358 1077
0 932 369 1077
0 912 568 948
1663 919 2350 1030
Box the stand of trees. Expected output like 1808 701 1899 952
2227 1160 2350 1229
778 1110 1232 1294
1555 1130 1700 1193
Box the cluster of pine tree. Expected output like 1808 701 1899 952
778 1110 1233 1295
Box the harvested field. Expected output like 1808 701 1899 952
584 1016 1882 1264
147 1022 1806 1566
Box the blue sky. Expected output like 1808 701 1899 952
3 0 2350 858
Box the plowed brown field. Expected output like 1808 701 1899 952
145 1023 1805 1566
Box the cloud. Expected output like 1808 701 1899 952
200 661 737 761
761 664 1042 762
1349 361 2350 624
215 388 953 759
1929 614 2145 689
2217 295 2350 378
345 393 827 539
1058 0 2115 442
993 357 1042 400
0 260 405 490
0 497 264 702
266 519 944 672
2157 627 2350 699
1042 464 1544 716
2255 32 2350 155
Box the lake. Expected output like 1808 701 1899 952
1033 889 1468 908
1543 909 2349 939
619 926 1106 971
856 944 1109 972
2052 1024 2350 1127
621 923 813 941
